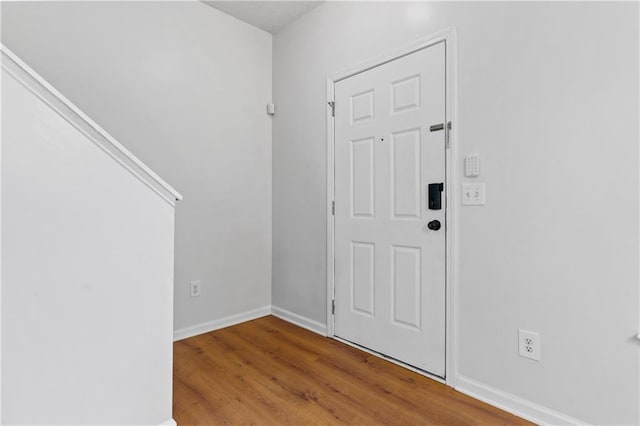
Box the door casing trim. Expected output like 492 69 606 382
325 27 458 386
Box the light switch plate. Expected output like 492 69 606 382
462 183 485 205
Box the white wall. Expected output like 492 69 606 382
1 59 177 425
272 2 639 424
1 1 273 334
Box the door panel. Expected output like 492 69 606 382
391 245 422 330
391 128 421 218
351 241 375 317
351 137 375 217
334 42 446 376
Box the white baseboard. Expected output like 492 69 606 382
455 375 587 425
157 419 177 426
271 305 328 336
173 306 271 341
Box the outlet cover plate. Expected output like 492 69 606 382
190 280 202 297
518 329 540 361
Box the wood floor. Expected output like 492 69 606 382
173 316 532 425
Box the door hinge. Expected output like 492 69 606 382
331 201 335 215
445 121 452 149
328 101 335 117
332 299 335 315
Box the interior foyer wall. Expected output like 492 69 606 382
272 2 639 424
1 1 273 334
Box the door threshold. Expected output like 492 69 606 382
332 335 446 384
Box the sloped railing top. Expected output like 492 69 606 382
1 45 183 206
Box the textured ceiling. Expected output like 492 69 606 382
202 1 323 34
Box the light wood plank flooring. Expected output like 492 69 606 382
173 316 532 425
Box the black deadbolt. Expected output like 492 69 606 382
427 220 441 231
428 183 444 210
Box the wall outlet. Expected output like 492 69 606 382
190 280 202 297
518 329 540 361
462 182 485 205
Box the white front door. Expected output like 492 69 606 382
333 42 446 376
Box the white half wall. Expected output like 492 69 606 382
272 2 639 424
1 54 178 425
0 1 273 332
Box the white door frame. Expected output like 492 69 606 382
325 27 458 386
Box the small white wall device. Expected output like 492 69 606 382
267 103 276 115
464 153 480 177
